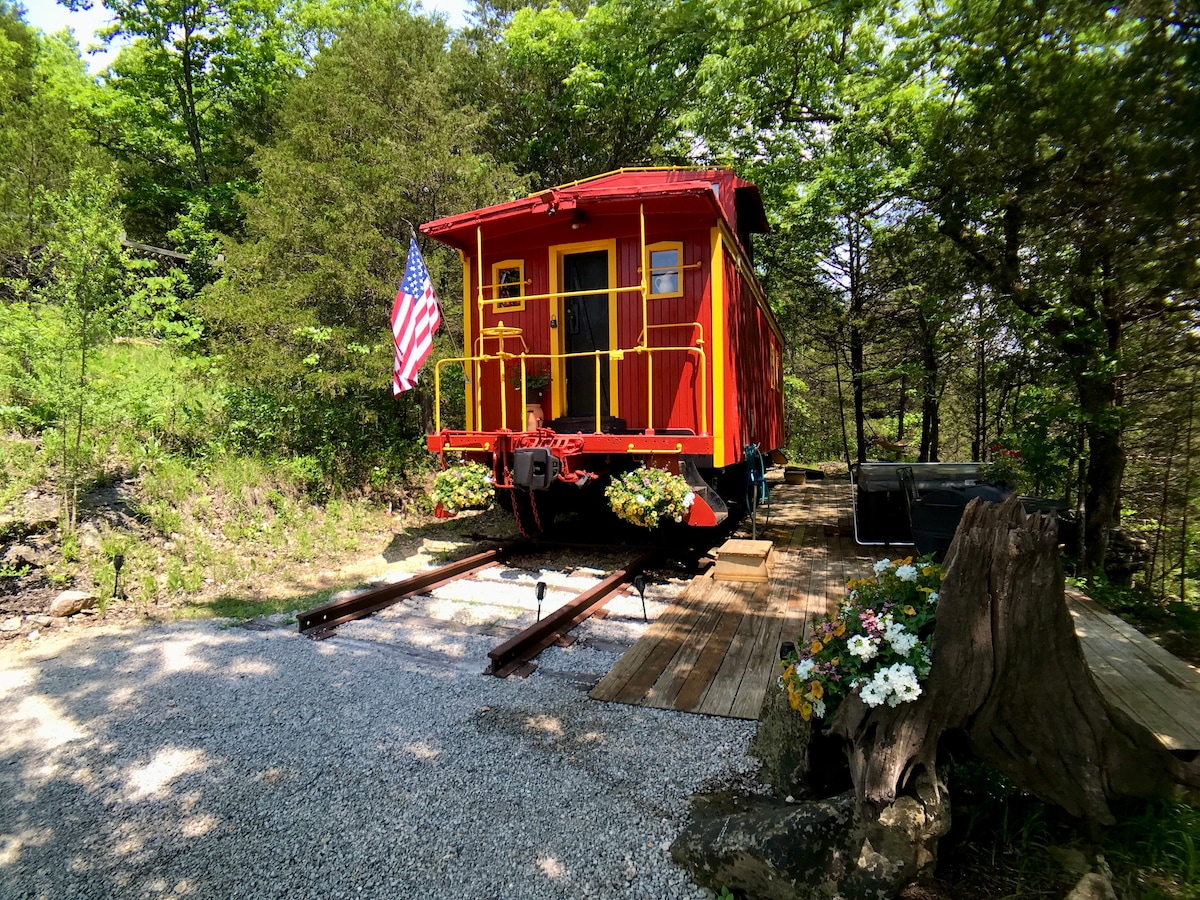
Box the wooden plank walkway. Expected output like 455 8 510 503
592 478 1200 756
1067 589 1200 756
590 478 879 719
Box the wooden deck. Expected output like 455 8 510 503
590 478 878 719
592 478 1200 757
1068 590 1200 756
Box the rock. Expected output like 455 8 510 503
1049 846 1092 879
749 675 814 798
49 590 97 617
1 543 42 569
1 616 21 632
749 676 853 801
672 774 951 900
1065 872 1117 900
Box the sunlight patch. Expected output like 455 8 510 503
0 827 53 867
0 696 86 755
537 856 566 879
524 714 564 738
124 747 209 801
403 741 440 761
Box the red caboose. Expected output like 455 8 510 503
421 167 784 530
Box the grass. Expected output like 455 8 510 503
177 587 334 622
940 756 1200 899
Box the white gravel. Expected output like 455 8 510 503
0 594 758 899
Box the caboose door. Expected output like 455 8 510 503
562 250 610 419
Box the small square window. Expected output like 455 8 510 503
647 242 684 298
491 259 525 311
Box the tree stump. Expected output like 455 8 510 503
829 496 1196 827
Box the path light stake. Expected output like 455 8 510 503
633 574 647 622
535 581 547 622
112 554 125 599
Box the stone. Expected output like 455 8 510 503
672 774 951 900
750 676 814 798
1049 846 1092 879
49 590 97 618
1065 872 1117 900
1 543 42 568
1 617 21 632
750 677 854 801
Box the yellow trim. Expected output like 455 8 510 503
710 227 726 468
646 241 684 299
460 250 474 431
715 220 785 347
490 258 526 311
547 238 619 419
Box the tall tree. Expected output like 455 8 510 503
0 4 104 277
909 0 1200 573
201 6 523 475
75 0 304 240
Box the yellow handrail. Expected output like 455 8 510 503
432 345 708 436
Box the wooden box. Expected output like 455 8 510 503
714 539 775 583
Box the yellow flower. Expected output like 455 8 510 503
800 701 813 720
787 683 803 711
904 605 916 616
809 681 824 699
822 632 833 645
810 639 823 655
896 556 913 567
831 657 840 666
922 566 936 576
834 623 846 637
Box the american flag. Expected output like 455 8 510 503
391 237 441 394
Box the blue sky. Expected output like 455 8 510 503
21 0 473 72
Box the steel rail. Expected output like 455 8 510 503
297 548 508 639
487 551 658 677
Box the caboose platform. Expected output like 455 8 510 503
591 479 1200 753
591 478 876 718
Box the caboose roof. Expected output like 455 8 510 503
420 167 769 251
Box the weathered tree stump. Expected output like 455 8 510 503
830 496 1197 827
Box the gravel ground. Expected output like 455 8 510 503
0 567 759 899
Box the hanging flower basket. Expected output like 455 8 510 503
605 466 695 528
431 462 494 514
781 555 944 720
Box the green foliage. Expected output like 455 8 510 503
0 6 104 271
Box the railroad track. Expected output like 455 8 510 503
297 543 662 678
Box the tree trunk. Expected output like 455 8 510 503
1079 374 1125 575
829 496 1195 828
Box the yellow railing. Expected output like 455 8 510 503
433 343 708 437
431 201 711 441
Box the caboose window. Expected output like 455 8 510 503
491 259 526 311
647 242 683 298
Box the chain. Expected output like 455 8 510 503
530 490 543 533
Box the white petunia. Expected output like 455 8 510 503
873 558 893 576
926 591 939 606
895 564 919 582
795 658 816 679
683 491 695 508
847 634 879 662
812 698 827 718
884 621 919 656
